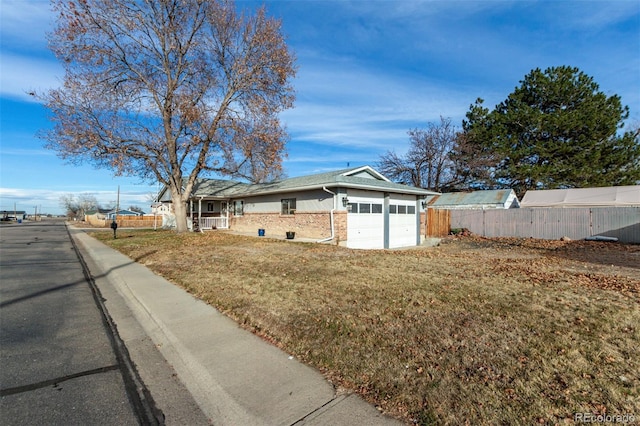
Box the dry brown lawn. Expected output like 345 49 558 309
90 229 640 425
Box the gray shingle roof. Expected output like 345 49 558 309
190 166 438 198
191 179 249 197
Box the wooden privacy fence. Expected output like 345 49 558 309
85 215 159 228
426 208 451 237
450 207 640 244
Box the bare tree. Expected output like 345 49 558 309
39 0 296 232
60 193 99 219
378 117 461 192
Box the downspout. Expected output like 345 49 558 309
317 186 336 243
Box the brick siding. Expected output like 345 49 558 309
231 211 347 242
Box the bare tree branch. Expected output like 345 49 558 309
378 117 466 192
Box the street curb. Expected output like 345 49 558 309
67 225 165 425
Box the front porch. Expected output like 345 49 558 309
189 198 229 231
198 215 228 230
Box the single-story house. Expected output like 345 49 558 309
520 185 640 208
1 210 27 221
85 208 113 220
105 209 144 220
426 189 520 210
159 166 439 249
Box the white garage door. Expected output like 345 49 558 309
347 191 384 249
389 196 418 249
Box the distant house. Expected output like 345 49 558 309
105 209 144 220
84 208 113 220
1 210 27 221
520 186 640 208
158 166 439 249
427 189 520 210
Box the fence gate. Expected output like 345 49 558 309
427 208 451 237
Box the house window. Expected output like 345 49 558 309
359 203 371 213
233 200 244 216
207 202 214 212
398 205 407 214
372 203 383 213
408 205 416 214
348 202 358 213
390 205 397 214
281 198 296 215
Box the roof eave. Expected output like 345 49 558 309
235 181 438 197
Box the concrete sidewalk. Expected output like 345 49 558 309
70 228 403 425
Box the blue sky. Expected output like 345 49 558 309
1 0 639 215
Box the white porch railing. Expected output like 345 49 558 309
199 216 228 230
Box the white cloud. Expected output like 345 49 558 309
0 0 54 47
0 187 69 214
282 56 476 154
0 147 54 157
1 0 61 101
556 1 639 30
0 53 62 101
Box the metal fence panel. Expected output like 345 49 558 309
450 207 640 243
448 209 482 234
529 209 592 240
591 207 640 243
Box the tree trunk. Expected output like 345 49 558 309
171 188 189 233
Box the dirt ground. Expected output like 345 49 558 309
441 236 640 296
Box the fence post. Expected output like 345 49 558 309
425 207 430 238
482 208 486 237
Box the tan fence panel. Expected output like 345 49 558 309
427 208 451 237
92 215 158 228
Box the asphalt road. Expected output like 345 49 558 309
0 220 159 425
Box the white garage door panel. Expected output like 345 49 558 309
389 214 415 248
347 192 384 249
389 197 417 248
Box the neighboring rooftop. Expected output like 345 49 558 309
520 185 640 208
428 189 519 209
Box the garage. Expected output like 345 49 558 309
346 190 421 249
